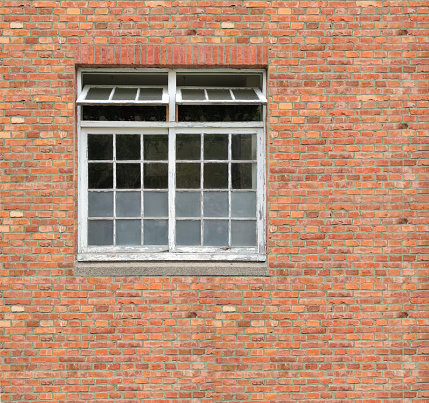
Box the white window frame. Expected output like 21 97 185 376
77 69 266 262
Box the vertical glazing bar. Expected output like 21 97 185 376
141 133 144 246
113 133 117 246
228 132 232 247
256 128 266 255
200 132 204 246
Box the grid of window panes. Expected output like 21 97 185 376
87 133 169 247
175 132 257 247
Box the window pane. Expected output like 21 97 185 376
86 87 111 100
203 192 228 217
88 163 113 189
176 192 200 218
144 163 168 189
181 89 205 100
231 221 256 246
206 89 232 101
82 105 166 121
88 220 113 245
232 134 256 160
116 134 140 160
144 220 168 245
138 88 163 101
231 192 256 218
116 163 141 189
144 135 168 160
204 163 228 189
204 220 228 246
178 105 261 122
112 87 137 101
116 219 141 246
88 192 113 217
232 163 256 189
176 163 200 189
144 192 168 217
116 192 140 217
88 134 113 160
176 220 201 246
176 134 200 160
204 134 228 160
232 89 259 100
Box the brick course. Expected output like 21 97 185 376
1 1 428 402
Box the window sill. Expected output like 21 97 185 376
74 261 269 277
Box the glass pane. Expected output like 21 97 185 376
116 219 141 246
203 192 228 217
144 135 168 160
88 220 113 245
176 192 200 218
232 89 259 100
144 163 168 189
138 88 163 101
86 87 112 100
144 220 168 245
88 163 113 189
88 134 113 160
231 192 256 218
176 134 200 160
232 163 256 189
116 192 140 217
83 105 166 121
232 134 256 160
207 89 232 101
204 134 228 160
116 135 140 160
204 163 228 189
116 163 141 189
181 89 205 101
112 87 137 101
144 192 168 217
178 105 261 122
204 220 228 247
88 192 113 217
231 221 256 246
176 163 200 189
176 220 201 246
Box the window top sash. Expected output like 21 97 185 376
77 85 169 105
176 87 267 105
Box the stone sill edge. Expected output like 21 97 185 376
74 262 269 277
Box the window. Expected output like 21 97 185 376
77 70 266 261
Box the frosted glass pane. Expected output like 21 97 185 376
207 89 232 100
176 220 201 246
182 89 205 100
116 220 141 245
116 192 140 217
86 87 112 100
232 89 259 100
88 192 113 217
232 134 256 160
231 221 256 246
112 87 137 101
138 88 163 101
88 134 113 160
176 192 200 218
231 192 256 218
204 134 228 160
232 163 256 189
88 163 113 189
204 220 228 246
204 192 228 217
116 163 141 189
88 220 113 245
204 163 228 189
116 135 140 160
144 220 168 245
144 192 168 217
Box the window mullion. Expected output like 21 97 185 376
168 128 176 252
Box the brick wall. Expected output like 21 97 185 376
1 1 428 402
